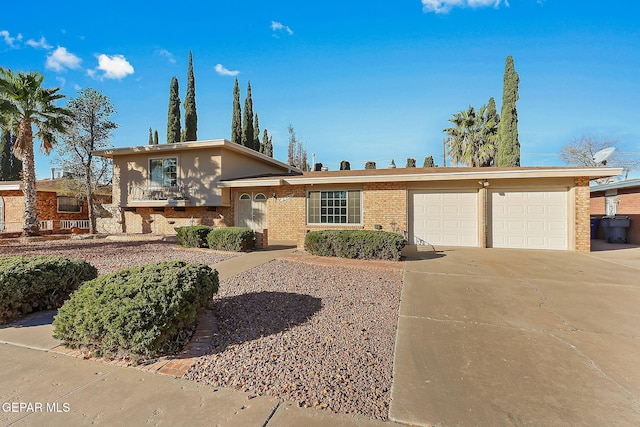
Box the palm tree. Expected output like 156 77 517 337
443 105 498 167
0 68 72 236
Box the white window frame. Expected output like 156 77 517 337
148 156 179 187
306 190 362 225
57 196 82 213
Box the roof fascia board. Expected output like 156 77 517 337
219 167 623 187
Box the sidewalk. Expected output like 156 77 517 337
0 246 391 427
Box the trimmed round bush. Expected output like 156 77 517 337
176 225 213 248
53 261 219 361
304 230 405 261
0 256 98 324
206 227 255 252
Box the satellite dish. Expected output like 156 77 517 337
593 147 616 165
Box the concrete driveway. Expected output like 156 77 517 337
390 245 640 426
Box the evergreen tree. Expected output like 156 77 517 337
183 51 198 142
263 130 273 157
167 77 181 143
365 161 376 170
153 130 159 145
0 128 11 180
1 129 23 181
487 97 499 131
496 56 520 167
340 160 350 170
148 127 154 145
231 78 242 144
253 113 261 152
241 81 254 148
423 156 435 167
406 158 416 168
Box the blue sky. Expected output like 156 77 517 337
1 0 639 178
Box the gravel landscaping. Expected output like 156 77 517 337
185 260 403 421
0 237 239 274
0 237 404 420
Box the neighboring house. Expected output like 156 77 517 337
94 138 621 252
92 139 300 240
590 178 640 244
0 179 111 236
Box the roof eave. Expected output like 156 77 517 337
218 167 624 187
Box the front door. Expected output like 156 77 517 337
236 192 267 231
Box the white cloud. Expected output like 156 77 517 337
46 47 82 72
422 0 507 13
1 30 22 47
26 36 52 49
157 49 176 63
93 54 134 79
215 63 240 77
271 21 293 36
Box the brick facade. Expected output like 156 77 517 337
120 206 231 235
1 190 90 234
591 186 640 245
574 177 591 252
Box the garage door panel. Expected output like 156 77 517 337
411 190 478 247
489 189 568 250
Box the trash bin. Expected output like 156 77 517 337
601 215 631 243
590 218 601 239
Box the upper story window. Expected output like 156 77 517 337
149 157 177 187
307 190 361 224
57 196 82 213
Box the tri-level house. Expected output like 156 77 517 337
94 138 622 252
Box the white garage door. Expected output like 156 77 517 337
410 190 478 246
489 189 568 250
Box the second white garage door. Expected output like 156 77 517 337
489 189 568 250
410 190 478 246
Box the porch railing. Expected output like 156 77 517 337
0 220 89 233
129 184 191 201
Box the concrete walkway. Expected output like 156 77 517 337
0 246 390 427
390 245 640 426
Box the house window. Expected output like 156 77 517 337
307 190 361 224
149 157 178 187
57 196 82 213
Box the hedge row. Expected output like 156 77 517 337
53 261 219 361
304 230 405 261
0 256 98 324
176 226 255 252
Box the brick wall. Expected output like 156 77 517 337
1 190 88 231
122 206 231 234
574 177 591 252
260 183 407 249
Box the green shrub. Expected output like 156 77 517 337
53 261 218 361
206 227 255 252
304 230 405 261
176 225 213 248
0 256 98 324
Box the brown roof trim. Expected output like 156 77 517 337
218 166 623 187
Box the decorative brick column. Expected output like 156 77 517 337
574 177 591 252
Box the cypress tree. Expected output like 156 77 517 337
148 127 154 145
263 130 273 157
423 156 435 167
0 129 11 180
0 129 21 181
153 130 159 145
496 56 520 166
253 113 261 152
167 77 181 143
406 158 416 168
340 160 350 170
231 78 242 144
184 51 198 142
241 82 254 148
